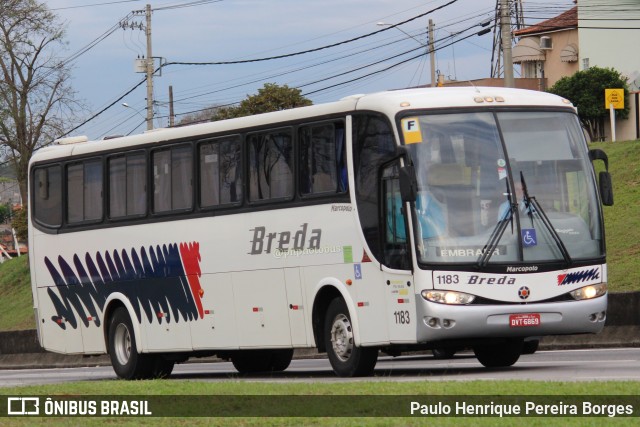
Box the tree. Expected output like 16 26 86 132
176 107 219 126
0 0 80 206
209 83 312 122
0 203 10 224
11 207 27 240
548 67 630 142
238 83 313 115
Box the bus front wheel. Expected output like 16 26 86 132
324 298 377 377
473 338 523 368
108 307 152 380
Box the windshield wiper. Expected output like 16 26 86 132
477 180 515 268
520 172 573 268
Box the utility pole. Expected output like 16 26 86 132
145 4 154 130
500 0 514 87
428 19 436 87
169 85 175 127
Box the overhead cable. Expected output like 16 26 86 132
161 0 459 67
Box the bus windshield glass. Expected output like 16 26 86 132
400 110 603 266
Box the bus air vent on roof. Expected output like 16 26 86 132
54 136 89 145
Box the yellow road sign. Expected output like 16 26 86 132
605 88 624 109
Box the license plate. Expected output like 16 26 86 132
509 313 541 327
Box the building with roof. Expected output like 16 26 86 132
512 0 639 141
512 5 579 89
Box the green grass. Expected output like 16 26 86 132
590 140 640 292
1 381 638 426
0 255 34 331
4 378 636 395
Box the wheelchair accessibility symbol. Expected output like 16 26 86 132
354 264 362 280
522 228 537 247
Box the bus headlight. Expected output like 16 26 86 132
570 283 607 300
421 290 475 305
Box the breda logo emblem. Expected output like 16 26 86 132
518 286 530 300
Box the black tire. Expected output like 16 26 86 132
230 349 293 373
324 298 377 377
269 349 294 372
149 355 175 378
522 339 540 355
108 307 152 380
432 348 457 360
473 338 523 368
231 351 268 373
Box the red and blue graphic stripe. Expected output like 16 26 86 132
43 242 203 329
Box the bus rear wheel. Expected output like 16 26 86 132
108 307 152 380
324 298 377 377
231 349 294 374
269 349 294 371
149 355 175 378
473 338 523 368
432 348 457 360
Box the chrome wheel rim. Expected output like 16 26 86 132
330 314 353 362
114 323 131 366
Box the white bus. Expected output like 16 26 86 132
28 87 613 379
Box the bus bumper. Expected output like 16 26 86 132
415 294 607 342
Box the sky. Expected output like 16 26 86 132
46 0 576 139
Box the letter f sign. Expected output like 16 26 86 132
401 117 423 144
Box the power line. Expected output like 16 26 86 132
68 0 466 136
156 21 492 120
171 32 417 104
302 28 488 96
297 20 486 90
155 4 495 107
50 0 141 10
161 0 460 67
58 77 148 139
154 0 224 11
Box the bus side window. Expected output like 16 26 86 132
199 136 242 207
299 122 343 196
66 159 103 224
152 144 193 213
33 165 62 228
109 152 147 219
336 126 348 192
248 128 293 201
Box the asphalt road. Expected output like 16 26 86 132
1 348 638 387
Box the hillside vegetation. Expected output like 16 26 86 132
0 255 34 331
0 140 638 331
590 139 640 292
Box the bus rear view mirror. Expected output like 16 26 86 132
399 165 417 202
599 171 613 206
589 149 613 206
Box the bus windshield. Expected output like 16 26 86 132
401 110 604 266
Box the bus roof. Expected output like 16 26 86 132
30 87 573 165
356 86 573 116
